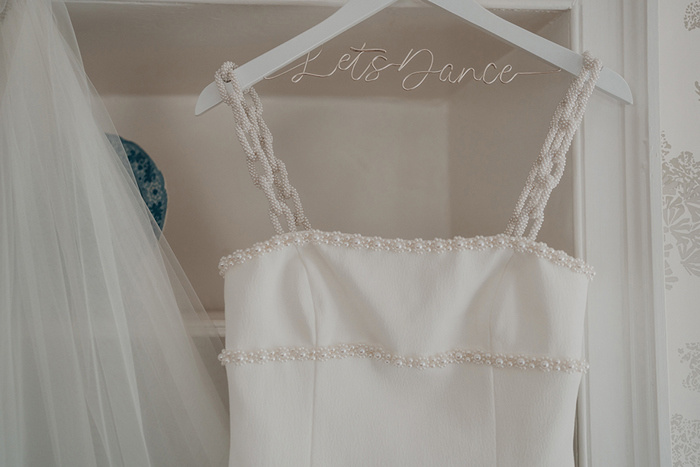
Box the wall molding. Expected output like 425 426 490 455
207 310 226 338
573 0 671 465
64 0 576 10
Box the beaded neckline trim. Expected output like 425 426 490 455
218 343 589 373
218 229 595 280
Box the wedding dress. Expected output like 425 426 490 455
0 0 229 464
215 52 601 466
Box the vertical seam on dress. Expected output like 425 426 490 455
294 245 320 467
486 250 516 467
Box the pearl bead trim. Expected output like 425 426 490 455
218 229 595 280
218 343 589 373
505 52 603 241
216 62 312 235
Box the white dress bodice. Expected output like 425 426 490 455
216 52 602 466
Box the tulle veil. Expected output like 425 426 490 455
0 0 230 464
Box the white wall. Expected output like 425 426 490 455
82 2 575 318
448 12 573 252
102 57 574 314
659 0 700 463
102 95 450 311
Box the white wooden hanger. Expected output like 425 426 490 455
195 0 633 115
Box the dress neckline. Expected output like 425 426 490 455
219 228 595 280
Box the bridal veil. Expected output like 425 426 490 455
0 0 230 464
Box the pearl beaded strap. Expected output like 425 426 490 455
505 51 603 240
216 62 312 235
218 343 589 374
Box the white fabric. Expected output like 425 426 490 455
223 236 590 466
221 55 601 466
0 0 229 465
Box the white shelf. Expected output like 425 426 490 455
65 0 575 11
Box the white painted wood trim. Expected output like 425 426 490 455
574 0 670 465
207 310 227 338
645 0 671 461
63 0 575 11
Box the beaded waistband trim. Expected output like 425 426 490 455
219 230 595 280
218 343 589 373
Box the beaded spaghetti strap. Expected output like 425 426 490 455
505 51 602 240
216 62 312 235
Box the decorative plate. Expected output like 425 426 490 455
108 135 168 231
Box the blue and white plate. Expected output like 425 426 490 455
109 135 168 231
